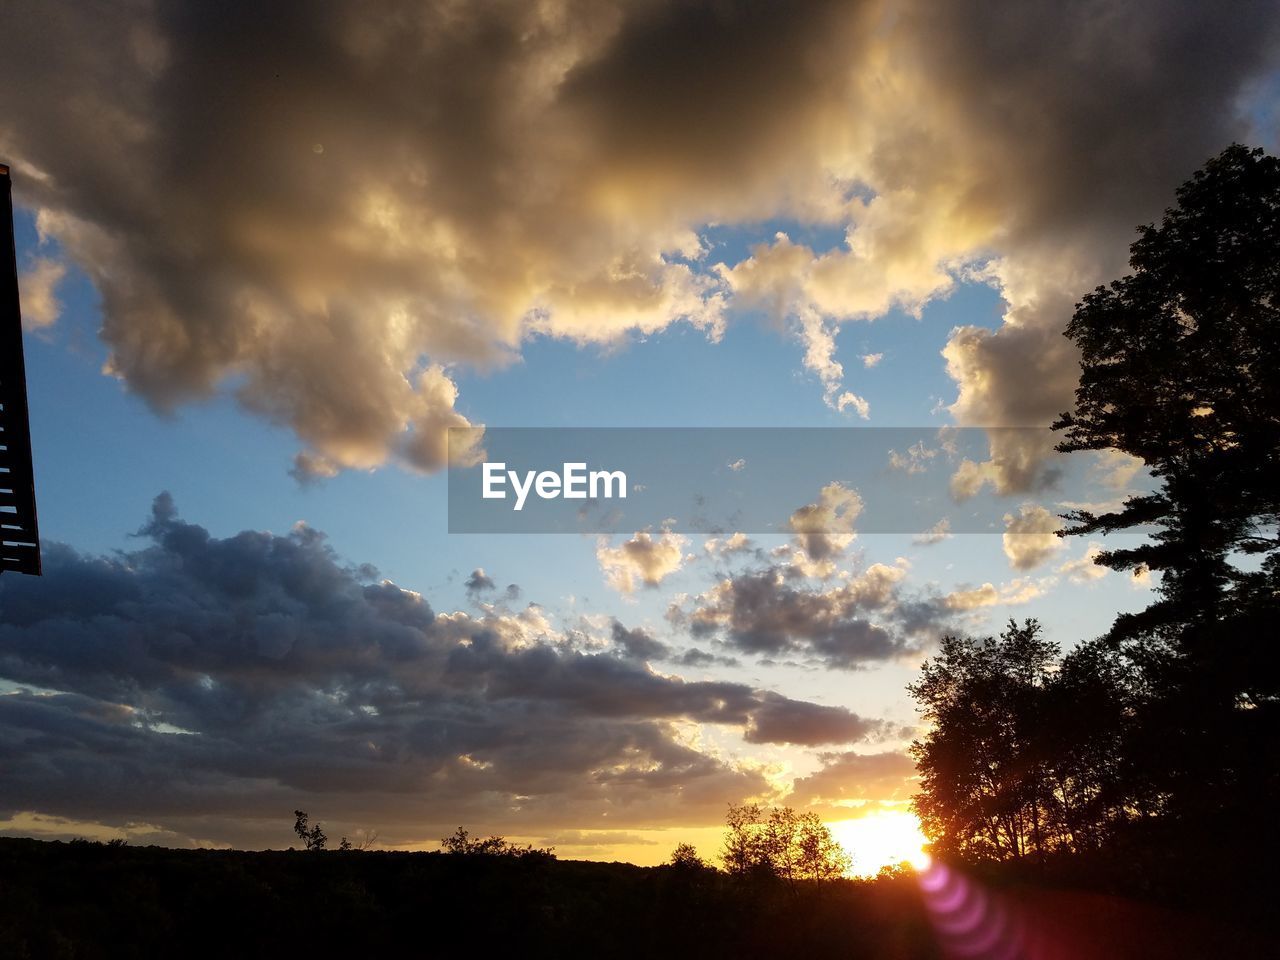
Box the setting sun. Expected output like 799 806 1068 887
828 811 932 877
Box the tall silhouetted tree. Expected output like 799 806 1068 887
1054 143 1280 834
1054 143 1280 646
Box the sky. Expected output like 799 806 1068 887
1 0 1278 871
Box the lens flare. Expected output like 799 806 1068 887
916 862 1027 959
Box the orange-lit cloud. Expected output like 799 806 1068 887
1 1 1273 475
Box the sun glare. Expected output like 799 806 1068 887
828 811 931 877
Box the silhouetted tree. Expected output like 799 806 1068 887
909 620 1131 861
723 803 768 879
440 827 555 860
1054 143 1280 834
669 842 708 870
722 804 850 889
1054 142 1280 646
913 147 1280 874
1039 639 1139 848
293 810 327 851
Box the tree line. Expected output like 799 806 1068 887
910 144 1280 877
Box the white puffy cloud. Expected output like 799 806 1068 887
836 391 871 419
1092 449 1145 491
17 256 66 329
1002 504 1065 571
704 532 753 556
597 529 688 594
913 518 951 546
1059 542 1110 584
787 481 864 571
945 577 1048 610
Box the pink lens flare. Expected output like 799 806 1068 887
916 862 1031 959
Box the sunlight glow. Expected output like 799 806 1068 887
828 810 931 876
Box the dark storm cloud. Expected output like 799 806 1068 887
0 496 884 845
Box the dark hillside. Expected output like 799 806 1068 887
0 838 1270 959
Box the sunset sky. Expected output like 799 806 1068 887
1 1 1278 871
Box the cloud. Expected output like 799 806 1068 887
704 532 753 557
913 518 951 546
719 218 954 407
1059 542 1109 584
788 750 918 808
923 2 1280 491
1002 504 1064 571
462 568 523 610
465 567 497 594
943 326 1072 496
597 529 688 594
535 830 656 848
609 620 670 661
945 577 1048 610
835 391 871 419
787 481 863 569
288 452 341 486
464 567 497 598
674 648 740 669
1092 449 1144 491
862 353 883 368
4 2 1267 472
679 559 950 669
947 434 1065 502
888 441 937 475
18 256 66 329
0 811 225 850
743 695 883 747
0 496 892 846
727 458 746 472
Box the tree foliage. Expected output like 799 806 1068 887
722 804 850 887
668 842 708 871
293 810 327 851
1054 143 1280 828
915 145 1280 865
909 621 1131 861
1054 144 1280 655
440 827 555 861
